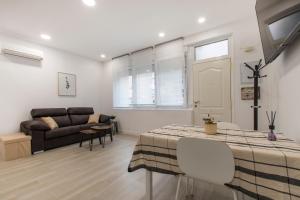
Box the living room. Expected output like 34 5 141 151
0 0 300 200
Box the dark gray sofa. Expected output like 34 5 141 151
20 107 114 154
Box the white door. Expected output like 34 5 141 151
193 58 231 125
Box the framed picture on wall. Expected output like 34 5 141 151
241 86 260 100
58 72 76 96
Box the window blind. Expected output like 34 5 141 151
131 48 155 106
155 39 185 106
112 55 132 107
112 38 186 108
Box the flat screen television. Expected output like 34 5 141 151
256 0 300 64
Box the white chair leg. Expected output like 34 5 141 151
175 175 182 200
186 177 189 195
232 190 238 200
191 178 195 197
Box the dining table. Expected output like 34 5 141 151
128 124 300 200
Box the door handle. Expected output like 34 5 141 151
194 101 200 108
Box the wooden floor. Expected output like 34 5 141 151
0 134 241 200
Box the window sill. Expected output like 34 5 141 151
112 107 193 111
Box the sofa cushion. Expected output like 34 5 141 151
53 116 72 127
31 108 67 118
41 117 59 130
80 123 105 130
69 115 89 125
88 114 100 124
45 126 80 139
67 107 94 115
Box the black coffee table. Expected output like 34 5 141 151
79 129 105 151
79 125 113 151
91 125 113 143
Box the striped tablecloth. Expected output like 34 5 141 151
128 125 300 200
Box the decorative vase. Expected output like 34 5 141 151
204 123 217 135
268 125 277 141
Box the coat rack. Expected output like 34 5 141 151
244 59 267 130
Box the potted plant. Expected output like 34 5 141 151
203 114 217 135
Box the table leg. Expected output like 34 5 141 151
146 170 153 200
102 136 105 148
89 135 93 151
79 134 83 147
110 129 113 142
115 122 119 133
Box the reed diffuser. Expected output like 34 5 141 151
266 111 277 141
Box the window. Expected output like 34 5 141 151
156 40 185 106
195 39 229 61
131 49 155 106
112 39 186 108
112 56 132 107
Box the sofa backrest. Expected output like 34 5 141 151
31 108 67 118
67 107 94 125
31 108 72 128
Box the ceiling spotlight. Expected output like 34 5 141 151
198 17 206 24
100 54 106 58
82 0 96 7
40 34 51 40
158 32 165 38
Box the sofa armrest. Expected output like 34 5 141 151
21 120 50 131
20 120 47 154
99 115 115 124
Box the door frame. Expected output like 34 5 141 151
187 34 235 124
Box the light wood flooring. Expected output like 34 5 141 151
0 134 245 200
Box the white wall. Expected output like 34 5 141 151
261 37 300 142
102 16 266 134
0 34 103 134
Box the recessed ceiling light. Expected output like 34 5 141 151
40 34 51 40
82 0 96 7
100 54 106 58
198 17 206 24
158 32 165 38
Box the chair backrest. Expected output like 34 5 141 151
217 122 240 130
177 137 235 185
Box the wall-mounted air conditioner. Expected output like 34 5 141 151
1 45 44 61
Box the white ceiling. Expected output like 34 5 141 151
0 0 256 61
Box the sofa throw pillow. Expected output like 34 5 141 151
88 114 100 124
41 117 59 130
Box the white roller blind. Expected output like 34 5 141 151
156 39 185 106
112 39 186 108
131 49 155 105
112 55 132 107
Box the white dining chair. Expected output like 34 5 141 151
217 122 240 130
175 137 237 200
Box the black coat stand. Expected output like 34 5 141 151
244 59 267 130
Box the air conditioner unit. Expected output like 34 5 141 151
1 46 44 61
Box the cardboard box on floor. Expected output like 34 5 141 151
0 133 31 161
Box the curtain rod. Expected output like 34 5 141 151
154 37 184 47
112 53 130 60
131 46 153 55
111 37 184 60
